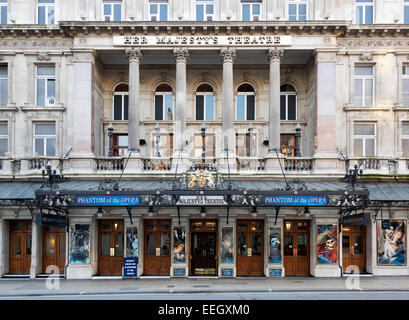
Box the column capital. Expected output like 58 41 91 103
220 48 237 63
125 48 143 63
267 48 284 63
173 48 190 64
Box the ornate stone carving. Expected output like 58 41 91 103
0 39 73 49
125 48 142 63
359 52 373 61
37 52 51 61
173 48 190 63
220 48 236 63
337 38 409 48
267 48 284 63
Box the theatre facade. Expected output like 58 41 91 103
0 20 409 280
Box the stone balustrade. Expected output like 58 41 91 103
236 157 266 171
284 157 314 172
95 157 124 171
143 158 172 171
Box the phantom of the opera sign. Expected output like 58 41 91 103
113 35 292 47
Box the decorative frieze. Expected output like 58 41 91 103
0 39 73 49
338 39 409 48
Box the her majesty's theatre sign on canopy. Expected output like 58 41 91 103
113 35 292 47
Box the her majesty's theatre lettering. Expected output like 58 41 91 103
113 35 292 46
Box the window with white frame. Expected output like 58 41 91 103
36 65 55 107
193 134 215 158
196 0 214 21
241 0 261 21
196 84 215 121
354 65 374 107
37 0 55 24
236 132 257 157
403 65 409 106
355 0 373 24
34 123 56 157
102 0 122 21
152 133 173 157
149 0 168 21
280 84 297 120
288 0 308 21
353 123 376 157
0 0 7 24
402 122 409 157
154 84 174 121
0 65 7 107
236 84 255 121
113 83 128 120
0 123 7 157
405 0 409 24
113 134 128 156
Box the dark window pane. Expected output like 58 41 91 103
113 95 122 120
124 95 128 120
155 95 163 120
288 95 296 120
246 95 255 120
280 95 286 120
196 95 204 120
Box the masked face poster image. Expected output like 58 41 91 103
126 227 138 258
377 220 406 265
173 226 186 263
221 227 234 263
70 224 90 264
317 224 338 264
269 227 282 264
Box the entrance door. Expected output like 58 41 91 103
236 220 264 276
342 226 366 273
9 221 32 274
43 226 66 274
144 220 171 275
190 220 217 276
98 220 124 275
283 220 310 276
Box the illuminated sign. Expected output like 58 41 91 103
75 195 141 206
264 195 328 206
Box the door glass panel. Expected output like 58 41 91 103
114 233 124 257
342 236 350 255
146 233 156 256
237 222 248 230
238 232 247 256
12 222 22 231
208 233 216 256
297 234 307 256
254 221 263 231
12 233 22 255
100 233 110 256
353 235 363 254
160 232 170 256
160 222 170 230
45 234 56 256
251 233 262 256
59 235 65 257
100 221 111 231
26 234 32 256
145 222 154 230
284 234 293 256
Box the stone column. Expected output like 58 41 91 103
173 48 190 155
220 48 236 155
267 48 284 153
125 48 143 153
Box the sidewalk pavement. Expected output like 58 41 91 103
0 276 408 297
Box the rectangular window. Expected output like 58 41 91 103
402 123 409 157
103 0 122 21
0 122 7 156
280 134 296 157
113 93 128 120
355 0 373 24
34 123 56 157
196 0 214 21
155 94 173 121
113 134 128 156
196 94 215 120
37 0 55 24
0 0 7 24
149 1 168 21
0 65 7 106
236 94 255 121
236 133 257 157
193 134 215 158
403 65 409 106
405 0 409 24
36 65 55 107
242 1 261 21
354 65 374 107
288 0 308 21
353 123 376 157
152 133 173 157
280 94 297 120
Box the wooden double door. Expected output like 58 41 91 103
9 221 32 274
43 226 66 274
144 219 171 275
190 220 217 276
342 226 366 274
236 220 264 276
283 220 310 276
98 220 124 275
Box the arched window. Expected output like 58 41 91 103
195 84 215 121
113 83 128 121
236 83 255 121
155 83 174 121
280 84 297 121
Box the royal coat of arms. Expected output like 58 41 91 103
188 169 215 189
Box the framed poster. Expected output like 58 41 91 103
126 227 138 258
69 224 90 264
317 224 338 264
221 227 234 263
269 227 282 264
377 220 406 266
173 226 186 263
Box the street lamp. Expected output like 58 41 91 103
201 123 207 168
154 122 161 157
248 123 254 157
295 123 301 157
107 123 114 157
